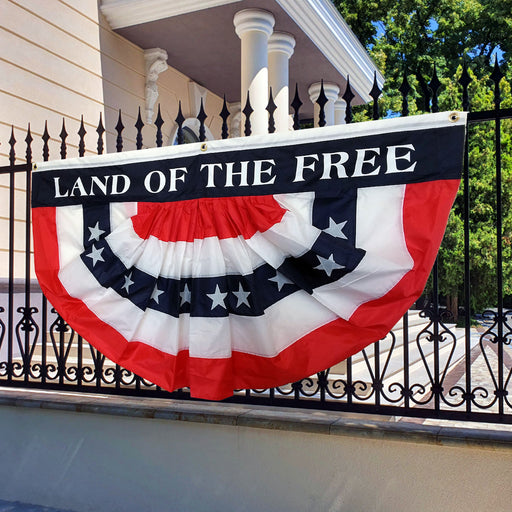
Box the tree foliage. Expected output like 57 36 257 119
334 0 512 313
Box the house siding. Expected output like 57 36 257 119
0 0 224 278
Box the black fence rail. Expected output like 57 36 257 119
1 61 512 424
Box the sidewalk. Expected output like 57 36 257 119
0 501 74 512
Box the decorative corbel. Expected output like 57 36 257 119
144 48 168 124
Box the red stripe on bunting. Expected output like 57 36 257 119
227 178 461 394
32 177 459 400
131 195 286 242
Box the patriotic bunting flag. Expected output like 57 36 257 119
32 112 467 400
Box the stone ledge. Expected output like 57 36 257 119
0 278 41 294
0 387 511 450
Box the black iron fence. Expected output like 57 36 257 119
1 61 512 424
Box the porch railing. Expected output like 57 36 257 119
1 61 512 424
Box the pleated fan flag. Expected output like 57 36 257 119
31 112 467 400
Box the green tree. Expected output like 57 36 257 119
334 0 512 316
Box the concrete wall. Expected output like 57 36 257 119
0 395 510 512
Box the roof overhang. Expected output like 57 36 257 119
100 0 383 118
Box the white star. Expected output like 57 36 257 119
180 283 191 306
324 218 347 239
86 244 104 267
207 285 227 310
233 283 251 308
150 285 164 304
314 254 345 277
88 221 105 242
269 272 293 291
122 272 134 293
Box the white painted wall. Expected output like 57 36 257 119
0 0 224 278
0 0 224 162
0 404 510 512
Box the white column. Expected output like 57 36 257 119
334 98 347 125
308 82 340 127
268 32 295 133
234 9 275 136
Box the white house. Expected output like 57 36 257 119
0 0 382 278
1 0 382 159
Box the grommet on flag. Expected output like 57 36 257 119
449 112 460 122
